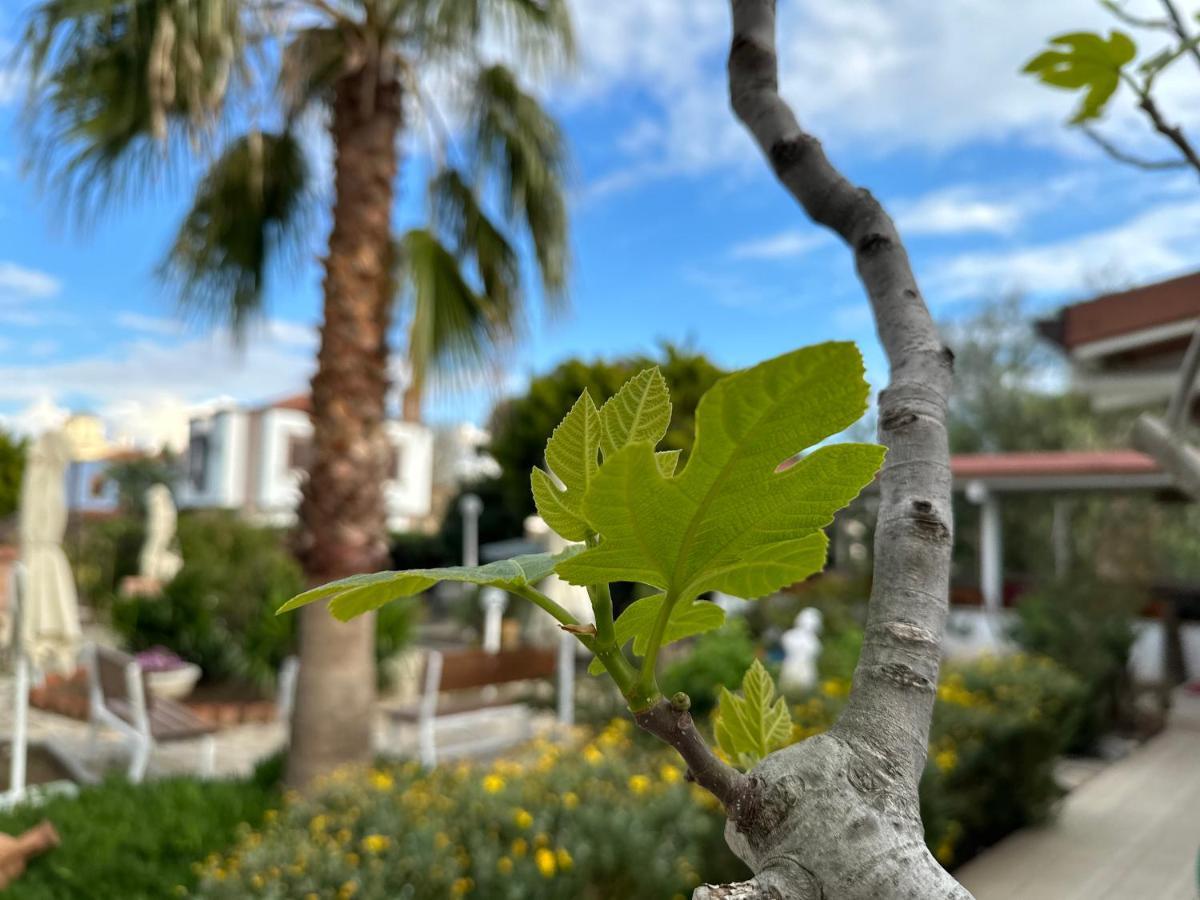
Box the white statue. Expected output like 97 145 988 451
139 484 183 583
779 607 823 694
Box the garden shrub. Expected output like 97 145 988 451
68 515 144 610
787 653 1084 869
1009 576 1139 750
191 721 746 899
0 773 277 899
111 511 415 691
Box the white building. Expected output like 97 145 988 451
178 395 434 531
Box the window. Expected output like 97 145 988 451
188 434 209 492
287 435 314 474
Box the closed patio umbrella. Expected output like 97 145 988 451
2 429 82 807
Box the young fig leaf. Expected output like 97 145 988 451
714 659 794 770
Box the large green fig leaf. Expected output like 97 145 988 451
276 548 581 621
556 342 884 602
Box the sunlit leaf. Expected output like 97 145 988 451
587 595 725 675
714 660 793 770
1022 30 1137 123
531 391 601 541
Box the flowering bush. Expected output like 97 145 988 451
786 652 1084 868
190 721 745 899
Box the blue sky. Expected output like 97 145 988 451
1 0 1199 448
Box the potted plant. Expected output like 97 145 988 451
135 646 201 700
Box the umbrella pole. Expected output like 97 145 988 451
3 563 27 808
9 654 28 804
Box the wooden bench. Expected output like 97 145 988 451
387 646 568 768
84 644 217 782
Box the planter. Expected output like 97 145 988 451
144 663 202 700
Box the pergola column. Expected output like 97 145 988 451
967 481 1003 613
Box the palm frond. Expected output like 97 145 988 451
279 25 363 118
468 64 569 303
404 0 573 70
160 130 311 334
430 168 521 325
396 227 516 398
20 0 245 215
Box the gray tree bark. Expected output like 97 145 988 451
669 4 973 897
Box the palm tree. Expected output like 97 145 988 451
20 0 572 786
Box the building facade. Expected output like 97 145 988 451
178 395 435 531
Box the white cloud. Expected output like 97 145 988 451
894 188 1026 237
0 319 319 450
924 198 1200 302
115 312 185 337
729 229 831 261
0 262 61 299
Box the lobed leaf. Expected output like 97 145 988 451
277 548 581 621
1022 30 1137 123
530 391 601 540
557 342 885 603
714 660 793 770
598 366 672 459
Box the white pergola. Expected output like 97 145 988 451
951 451 1174 612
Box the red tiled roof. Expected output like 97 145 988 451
269 394 311 413
951 450 1160 479
1039 270 1200 350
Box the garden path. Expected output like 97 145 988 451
956 688 1200 899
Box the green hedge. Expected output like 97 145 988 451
789 652 1085 868
0 771 277 899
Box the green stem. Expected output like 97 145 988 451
585 582 642 704
512 585 582 632
635 591 678 702
586 582 617 648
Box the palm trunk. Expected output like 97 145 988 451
287 68 402 788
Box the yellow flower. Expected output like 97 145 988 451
338 880 359 899
512 838 528 857
534 832 550 849
556 847 573 871
820 678 850 698
535 847 557 878
434 832 452 849
497 856 514 875
514 808 534 829
345 852 360 867
369 770 395 792
336 827 352 845
934 748 958 772
362 834 390 854
305 894 319 900
562 791 579 809
628 775 651 795
582 744 603 764
263 809 278 824
660 764 682 784
935 839 954 865
451 877 473 896
482 774 505 794
309 815 328 834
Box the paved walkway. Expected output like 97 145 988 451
956 690 1200 900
